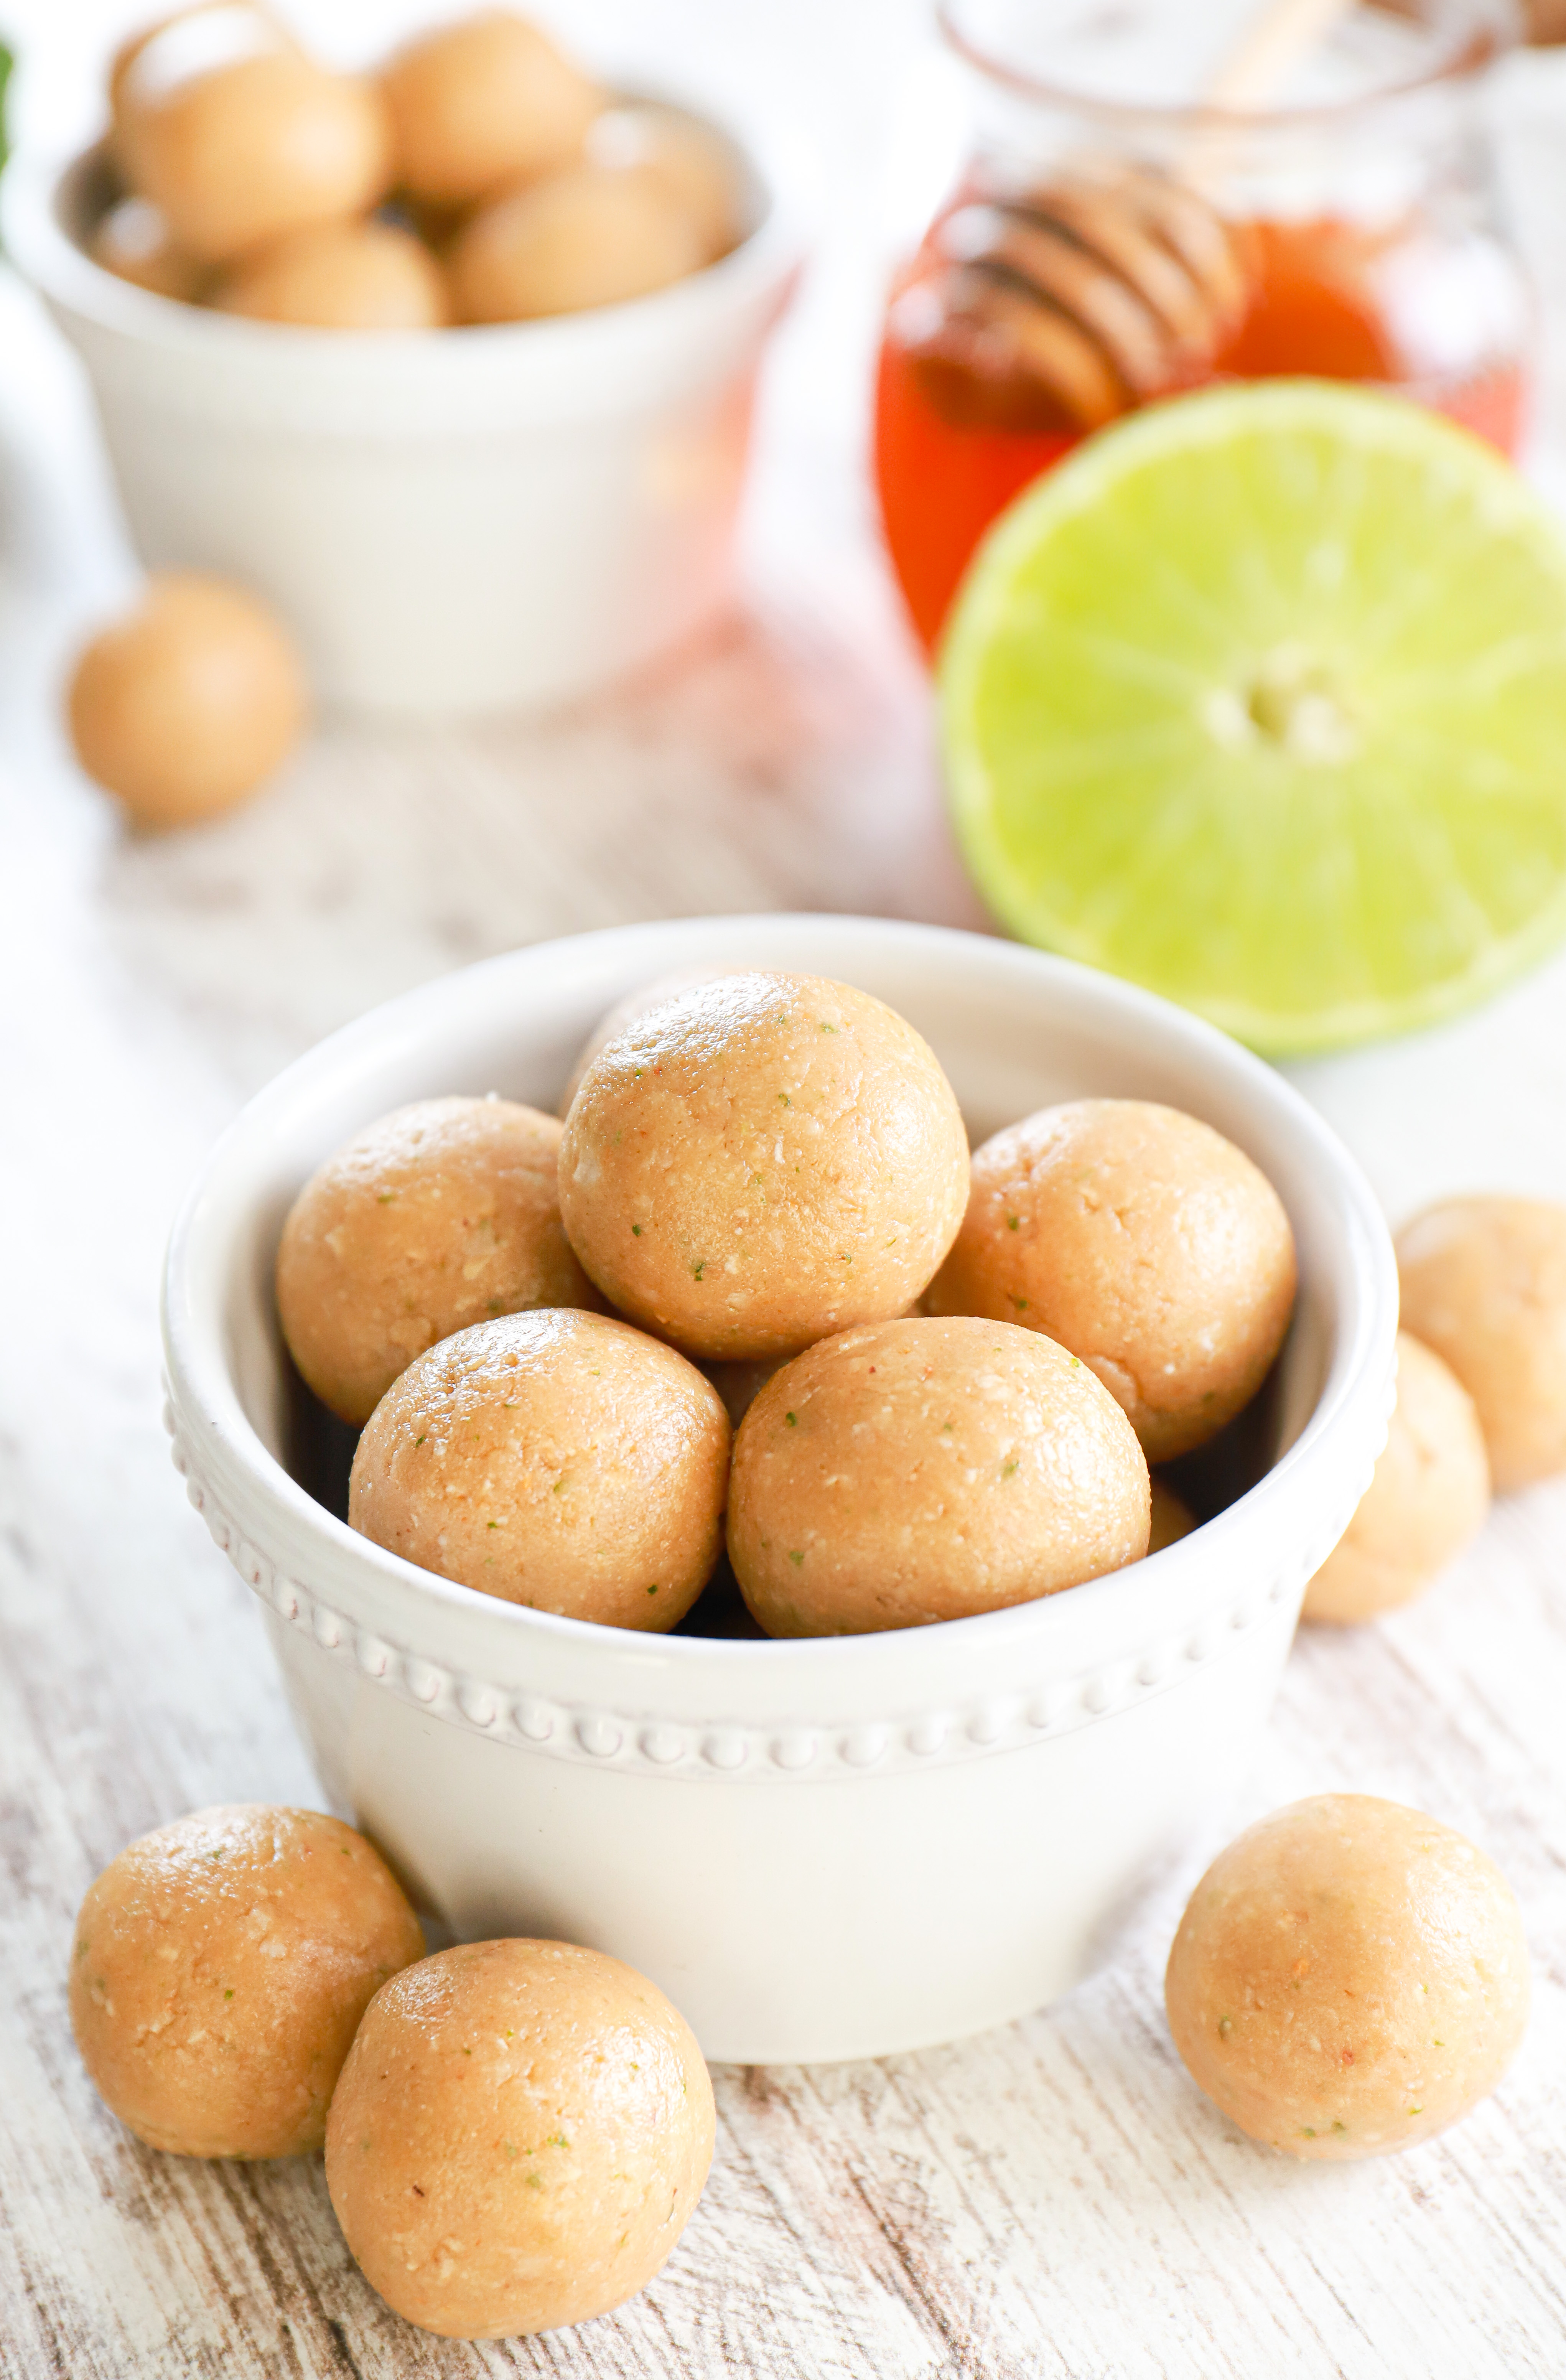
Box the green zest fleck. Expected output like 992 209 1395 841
785 1412 797 1427
1408 2105 1424 2117
415 1433 427 1448
548 2132 570 2148
1332 2121 1347 2134
632 1222 643 1235
778 1092 791 1106
1002 1460 1018 1477
527 2172 544 2189
225 1988 235 2000
692 1261 705 1281
1011 1295 1029 1311
647 1584 659 1596
1300 2127 1317 2139
788 1550 805 1566
1006 1214 1020 1230
487 1519 501 1530
818 1021 837 1033
377 1191 397 1204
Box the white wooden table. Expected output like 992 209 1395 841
4 7 1566 2374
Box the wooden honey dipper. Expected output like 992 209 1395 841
901 0 1360 433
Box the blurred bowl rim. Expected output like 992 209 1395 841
0 89 807 394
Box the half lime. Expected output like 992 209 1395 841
940 380 1566 1053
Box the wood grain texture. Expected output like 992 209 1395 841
4 8 1566 2376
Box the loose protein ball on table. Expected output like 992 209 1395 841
326 1939 715 2339
212 216 450 327
69 1805 423 2158
277 1095 599 1426
349 1309 729 1629
1302 1330 1490 1624
558 973 970 1360
1396 1196 1566 1491
927 1099 1297 1460
112 7 391 263
448 160 706 323
380 11 603 208
728 1314 1149 1636
1165 1795 1529 2160
67 571 308 830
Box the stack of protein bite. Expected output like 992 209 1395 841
94 3 742 329
275 970 1303 1634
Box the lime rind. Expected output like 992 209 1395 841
939 380 1566 1055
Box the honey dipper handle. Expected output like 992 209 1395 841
1204 0 1360 112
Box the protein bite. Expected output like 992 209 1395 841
89 194 206 298
69 1805 424 2158
586 103 741 263
326 1938 715 2339
728 1314 1150 1636
349 1309 729 1629
67 571 308 829
558 964 734 1120
1165 1795 1529 2161
113 8 391 262
212 217 449 327
1303 1331 1490 1624
448 161 705 323
927 1099 1297 1461
277 1095 599 1426
1396 1196 1566 1491
380 11 603 207
558 973 971 1361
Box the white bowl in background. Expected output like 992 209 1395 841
161 916 1398 2063
1 123 799 718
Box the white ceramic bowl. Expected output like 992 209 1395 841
161 916 1397 2062
1 124 798 718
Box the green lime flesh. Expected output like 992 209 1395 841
939 380 1566 1054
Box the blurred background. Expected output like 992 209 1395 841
7 1 1566 1191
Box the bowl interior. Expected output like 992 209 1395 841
175 916 1390 1657
49 81 772 334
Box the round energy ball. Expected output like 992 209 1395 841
1303 1332 1490 1624
927 1099 1297 1461
67 572 308 829
276 1096 599 1426
448 162 705 323
380 12 603 207
326 1938 715 2339
558 964 734 1120
558 973 971 1362
1165 1795 1529 2161
1396 1196 1566 1491
89 195 207 299
349 1309 730 1628
213 217 449 327
586 104 741 262
115 18 391 263
728 1314 1149 1636
1148 1478 1197 1553
69 1805 424 2158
